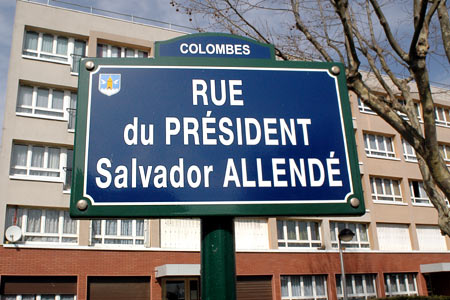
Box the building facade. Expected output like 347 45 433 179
0 1 449 300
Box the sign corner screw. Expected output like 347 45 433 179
77 199 89 211
330 66 340 76
350 197 360 208
85 61 95 71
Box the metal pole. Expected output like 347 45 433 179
201 216 237 300
339 239 348 300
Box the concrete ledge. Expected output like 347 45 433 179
155 264 200 278
420 262 450 273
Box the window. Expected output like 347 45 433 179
402 139 417 162
10 143 71 182
91 219 145 246
281 275 327 300
71 39 86 73
397 100 422 121
2 295 75 300
439 144 450 164
160 218 200 250
63 149 73 191
435 106 450 127
363 133 396 158
235 218 269 250
357 97 374 114
97 43 148 58
17 84 77 125
330 222 370 249
277 220 321 248
384 273 417 296
370 177 403 203
376 224 411 251
336 274 377 299
409 180 430 205
67 93 77 131
22 30 86 72
5 207 78 244
416 225 448 251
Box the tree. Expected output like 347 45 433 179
171 0 450 235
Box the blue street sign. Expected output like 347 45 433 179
71 34 363 218
72 62 363 217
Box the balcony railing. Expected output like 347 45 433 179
25 0 195 33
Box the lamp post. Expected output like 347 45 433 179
338 228 355 300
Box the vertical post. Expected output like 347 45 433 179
201 216 236 300
339 239 348 300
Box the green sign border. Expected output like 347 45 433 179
70 37 364 218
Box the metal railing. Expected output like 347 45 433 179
24 0 196 33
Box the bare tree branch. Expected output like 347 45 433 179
369 0 409 62
437 0 450 62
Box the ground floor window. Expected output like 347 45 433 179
384 273 417 296
2 295 75 300
162 277 200 300
281 275 327 300
0 276 76 300
336 274 377 299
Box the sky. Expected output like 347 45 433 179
0 0 195 142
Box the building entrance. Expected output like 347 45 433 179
163 277 200 300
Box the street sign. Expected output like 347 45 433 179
70 34 364 218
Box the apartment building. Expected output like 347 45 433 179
0 1 449 300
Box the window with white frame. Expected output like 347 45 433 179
336 274 377 299
91 219 145 246
416 225 448 251
160 218 200 250
409 180 430 205
370 177 403 203
10 143 71 183
397 100 422 121
435 106 450 127
22 30 86 73
376 223 412 251
357 97 374 114
330 222 370 249
97 43 148 58
5 206 78 244
2 294 76 300
16 85 76 121
439 144 450 164
277 220 321 248
281 275 327 300
402 139 417 162
384 273 417 296
363 133 396 158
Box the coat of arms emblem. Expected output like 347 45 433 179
99 74 121 96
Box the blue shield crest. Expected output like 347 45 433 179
99 74 121 96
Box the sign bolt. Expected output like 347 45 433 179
350 197 360 208
331 66 340 76
85 61 95 71
77 199 89 211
